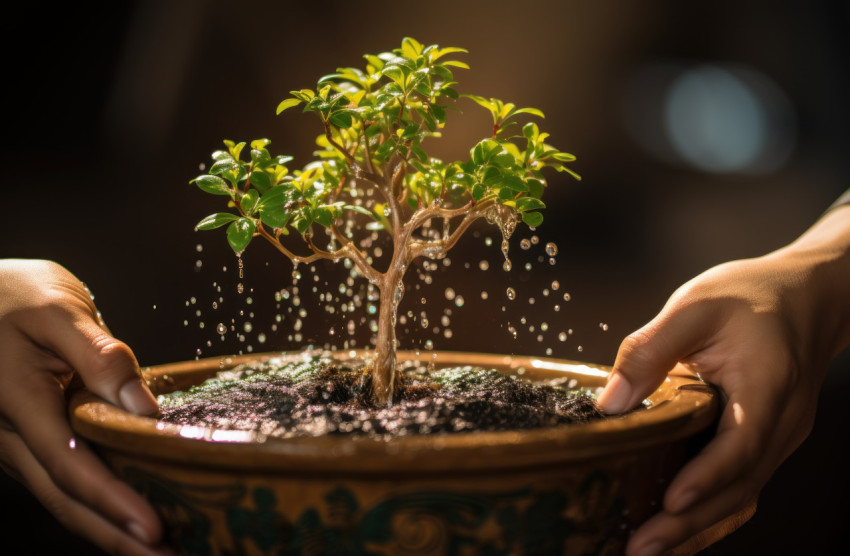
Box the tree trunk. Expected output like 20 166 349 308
370 271 403 406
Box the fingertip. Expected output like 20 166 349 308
666 488 700 514
598 373 634 414
118 379 159 416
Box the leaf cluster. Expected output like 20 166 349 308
192 37 579 254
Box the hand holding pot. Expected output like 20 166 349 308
598 204 850 556
0 259 168 556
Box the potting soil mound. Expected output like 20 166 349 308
157 357 603 439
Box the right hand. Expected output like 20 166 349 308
0 259 170 555
598 205 850 555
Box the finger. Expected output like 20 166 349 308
2 368 162 547
0 426 170 556
18 301 157 416
627 480 759 556
599 301 723 413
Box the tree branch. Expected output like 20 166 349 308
256 224 378 284
404 201 494 263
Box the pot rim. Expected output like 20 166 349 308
70 350 719 475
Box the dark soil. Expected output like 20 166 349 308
157 357 603 439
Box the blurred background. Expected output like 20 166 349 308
2 0 849 553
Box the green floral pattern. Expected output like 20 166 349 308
125 467 628 555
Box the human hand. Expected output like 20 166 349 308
598 206 850 556
0 259 169 555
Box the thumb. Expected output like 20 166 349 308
599 300 717 414
24 302 158 416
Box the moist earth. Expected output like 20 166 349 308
157 357 603 439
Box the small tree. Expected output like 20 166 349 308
193 38 579 406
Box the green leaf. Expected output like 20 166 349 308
471 184 487 201
258 186 295 228
522 211 544 227
511 107 545 119
329 110 354 128
224 141 246 160
251 148 272 164
249 170 271 192
195 212 238 230
240 189 259 215
551 152 577 162
430 46 468 61
313 207 335 227
344 204 375 218
250 138 270 150
276 98 302 115
401 37 424 59
381 66 406 86
442 60 470 69
526 178 545 198
210 159 239 176
226 218 256 253
193 175 231 196
514 197 546 212
293 212 312 234
498 175 528 192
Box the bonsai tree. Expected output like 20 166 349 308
192 37 579 406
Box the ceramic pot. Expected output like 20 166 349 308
70 350 719 555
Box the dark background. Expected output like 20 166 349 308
2 1 849 553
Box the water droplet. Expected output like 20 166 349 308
554 304 560 312
530 235 539 245
480 291 489 300
502 260 512 272
454 295 464 307
549 257 556 266
541 322 549 331
258 333 266 344
524 262 532 271
563 293 571 302
558 332 567 342
520 238 531 250
506 287 516 301
577 345 584 352
484 237 493 247
243 322 253 333
195 244 203 252
216 323 227 335
236 283 245 294
444 288 455 300
600 323 609 331
479 260 489 271
528 297 535 305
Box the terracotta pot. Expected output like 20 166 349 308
70 350 719 555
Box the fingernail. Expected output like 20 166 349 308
636 541 665 556
598 373 632 414
671 488 699 513
119 380 159 416
127 521 152 544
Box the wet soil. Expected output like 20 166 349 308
157 357 603 439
